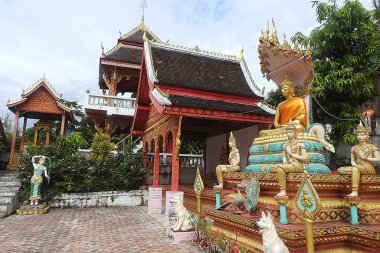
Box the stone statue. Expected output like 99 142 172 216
169 195 193 231
260 74 307 137
30 155 50 205
338 122 380 197
214 132 240 190
270 122 309 197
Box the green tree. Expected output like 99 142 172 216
291 0 380 148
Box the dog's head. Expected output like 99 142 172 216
254 211 274 234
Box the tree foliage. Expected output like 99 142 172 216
291 0 380 145
17 132 146 201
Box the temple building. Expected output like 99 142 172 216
7 76 73 170
85 20 275 190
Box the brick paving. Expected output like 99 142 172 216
0 206 198 253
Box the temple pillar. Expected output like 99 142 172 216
33 126 38 145
20 117 27 152
46 126 50 146
60 113 66 135
10 110 20 154
153 138 160 187
171 130 179 191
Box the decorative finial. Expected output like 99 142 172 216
86 88 90 94
119 30 122 38
294 40 301 56
305 40 311 58
238 45 244 60
282 34 291 52
142 31 148 42
101 42 105 56
263 20 269 43
259 30 264 42
194 45 200 52
271 18 279 45
42 73 46 80
140 0 147 26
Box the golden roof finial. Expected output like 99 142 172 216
294 40 301 56
142 31 148 42
271 18 279 46
305 40 311 58
238 45 244 60
263 20 269 43
101 42 105 56
259 30 264 42
282 34 291 52
140 0 147 28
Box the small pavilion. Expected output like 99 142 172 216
7 76 73 170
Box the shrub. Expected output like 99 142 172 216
17 132 146 201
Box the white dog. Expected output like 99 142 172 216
169 195 193 232
254 211 289 253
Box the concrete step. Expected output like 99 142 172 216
0 187 20 192
0 205 8 212
0 176 19 182
0 192 16 197
0 197 12 204
0 182 20 187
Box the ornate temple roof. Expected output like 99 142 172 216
7 76 74 120
118 22 161 45
169 95 275 116
102 44 142 64
144 41 264 98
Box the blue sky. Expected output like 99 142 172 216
0 0 375 121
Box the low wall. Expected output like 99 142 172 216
50 190 148 208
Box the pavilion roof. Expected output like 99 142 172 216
144 41 264 98
7 76 74 121
118 22 161 45
102 44 142 64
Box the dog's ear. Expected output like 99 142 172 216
261 211 266 218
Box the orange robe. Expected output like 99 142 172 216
278 97 307 127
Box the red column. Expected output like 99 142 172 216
10 110 20 154
171 130 179 191
153 139 160 187
60 113 66 135
20 117 27 152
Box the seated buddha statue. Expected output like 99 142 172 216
260 74 307 137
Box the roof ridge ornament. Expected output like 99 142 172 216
237 45 244 60
271 18 279 46
140 0 147 28
101 42 105 56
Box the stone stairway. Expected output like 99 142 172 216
0 172 20 218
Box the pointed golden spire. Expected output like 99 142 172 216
140 0 147 28
271 18 279 46
282 34 291 52
263 20 269 43
305 40 311 58
259 29 264 42
294 40 301 56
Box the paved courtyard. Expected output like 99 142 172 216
0 206 198 253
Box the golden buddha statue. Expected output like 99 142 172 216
260 74 307 137
270 121 309 197
338 122 380 197
214 132 240 190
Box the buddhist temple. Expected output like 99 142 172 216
85 19 276 191
7 76 74 170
